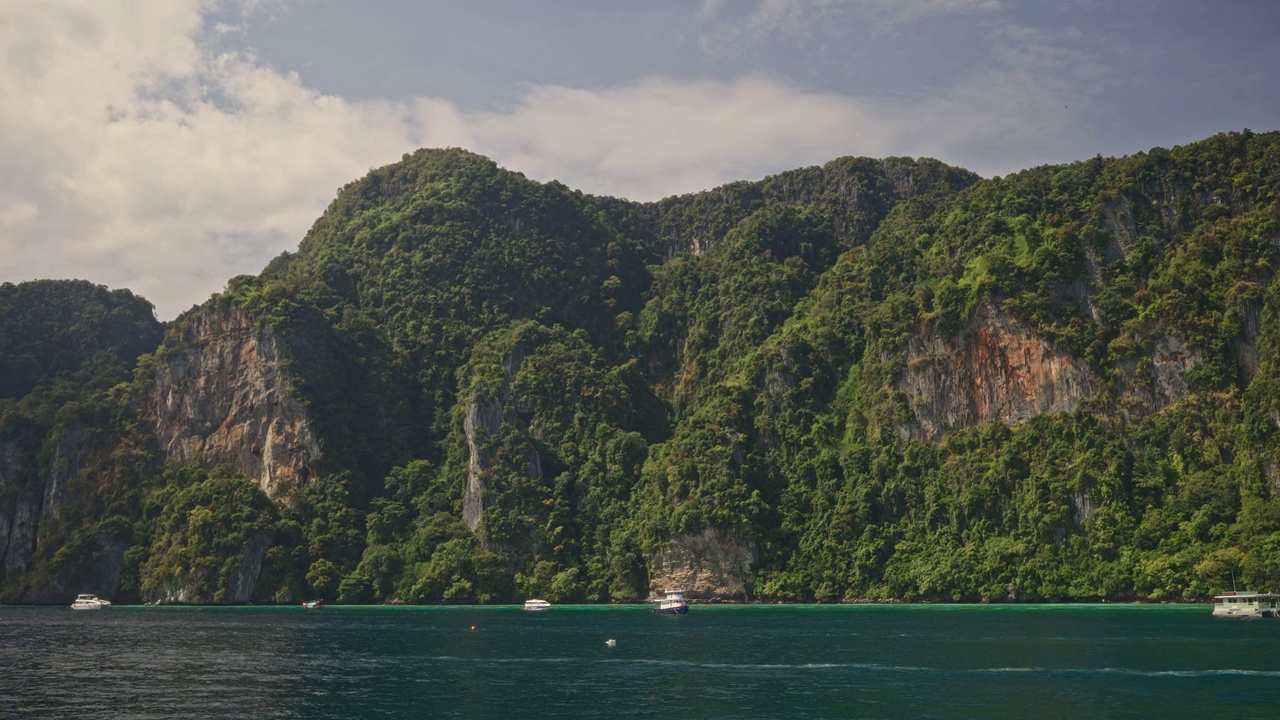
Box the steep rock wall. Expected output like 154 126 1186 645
0 441 39 577
147 305 319 498
1115 334 1203 415
42 426 88 525
899 305 1214 441
647 528 757 600
461 342 543 533
142 530 273 605
1 427 95 584
17 535 128 605
462 394 503 531
900 306 1099 443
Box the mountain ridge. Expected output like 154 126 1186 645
2 129 1278 605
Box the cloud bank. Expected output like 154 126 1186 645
1 0 1086 319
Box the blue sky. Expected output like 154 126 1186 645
3 0 1277 318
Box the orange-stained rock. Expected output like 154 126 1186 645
146 304 319 499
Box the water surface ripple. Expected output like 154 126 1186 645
2 604 1278 718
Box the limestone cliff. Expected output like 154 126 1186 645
1 426 115 599
898 303 1221 441
647 528 757 600
141 530 273 605
0 441 38 578
146 305 319 498
462 393 503 531
16 533 128 605
462 341 543 533
900 305 1099 443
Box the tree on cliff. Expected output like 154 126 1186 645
5 130 1280 605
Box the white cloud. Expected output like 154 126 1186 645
0 0 417 318
0 0 1087 319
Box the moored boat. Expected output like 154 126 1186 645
652 589 688 615
1212 591 1280 618
523 599 551 611
302 599 324 610
70 594 111 610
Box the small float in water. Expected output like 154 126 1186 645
1212 591 1280 618
652 589 688 615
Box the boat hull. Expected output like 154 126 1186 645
70 595 110 610
1212 607 1277 618
653 605 688 615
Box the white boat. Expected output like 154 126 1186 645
652 589 688 615
1212 591 1280 618
70 594 111 610
523 599 551 611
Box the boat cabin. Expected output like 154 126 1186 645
1211 592 1280 618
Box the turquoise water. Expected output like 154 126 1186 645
2 603 1279 718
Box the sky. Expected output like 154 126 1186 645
2 1 1277 320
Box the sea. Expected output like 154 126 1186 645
2 603 1278 719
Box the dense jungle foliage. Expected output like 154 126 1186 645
4 130 1280 605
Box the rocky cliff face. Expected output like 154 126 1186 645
462 393 503 532
462 340 543 533
1 426 105 595
899 303 1220 440
900 305 1100 443
147 305 319 499
142 531 273 605
0 441 38 578
647 528 757 600
17 534 128 605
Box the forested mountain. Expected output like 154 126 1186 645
3 130 1279 605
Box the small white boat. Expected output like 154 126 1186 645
523 599 551 611
302 599 324 610
70 594 111 610
1212 592 1280 618
652 589 688 615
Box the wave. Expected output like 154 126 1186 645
406 655 1280 679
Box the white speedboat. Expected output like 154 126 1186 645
652 589 688 615
70 594 111 610
1212 592 1280 618
523 599 551 611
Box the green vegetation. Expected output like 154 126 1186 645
5 131 1280 605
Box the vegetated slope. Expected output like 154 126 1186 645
0 280 163 600
5 130 1280 605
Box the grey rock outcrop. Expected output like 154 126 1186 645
1115 334 1203 414
142 530 273 605
0 441 39 577
1 426 101 588
462 340 543 533
147 304 319 499
463 394 504 531
647 528 757 600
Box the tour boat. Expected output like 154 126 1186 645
652 589 688 615
1211 591 1280 618
302 599 324 610
70 594 111 610
523 599 551 611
